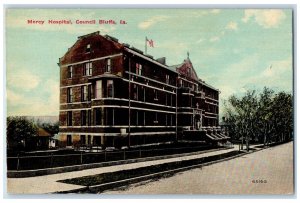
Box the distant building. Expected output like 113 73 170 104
58 31 228 148
35 127 53 149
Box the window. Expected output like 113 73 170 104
106 58 111 72
166 114 168 126
154 89 158 101
81 86 88 102
136 63 142 75
87 110 92 126
80 135 86 145
106 108 114 126
67 88 73 103
133 84 138 100
154 112 158 124
107 80 114 97
95 80 102 99
166 93 168 105
95 108 102 125
178 79 182 87
88 85 92 101
67 135 72 146
67 111 72 126
166 74 170 84
81 110 87 126
86 44 91 53
138 111 144 126
87 135 91 145
131 110 137 126
83 62 92 76
67 66 73 78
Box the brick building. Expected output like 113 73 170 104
58 31 228 148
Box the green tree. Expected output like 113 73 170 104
271 92 293 142
7 116 37 150
257 87 274 146
224 87 293 151
38 121 59 135
225 90 258 151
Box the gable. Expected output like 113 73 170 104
59 33 124 66
173 58 199 81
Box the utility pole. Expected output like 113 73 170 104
175 76 178 142
128 56 131 148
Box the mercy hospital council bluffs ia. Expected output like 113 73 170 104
27 19 127 25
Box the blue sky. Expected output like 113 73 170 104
6 8 293 116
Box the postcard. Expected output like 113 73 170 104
5 7 294 196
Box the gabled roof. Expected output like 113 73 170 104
36 127 52 137
59 32 124 66
124 47 178 74
171 57 199 81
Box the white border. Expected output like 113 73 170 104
1 1 299 202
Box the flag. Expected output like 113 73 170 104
146 37 154 47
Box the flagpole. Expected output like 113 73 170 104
145 37 147 54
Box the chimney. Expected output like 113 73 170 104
156 57 166 65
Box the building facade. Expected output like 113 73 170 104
58 31 228 148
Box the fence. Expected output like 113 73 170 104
7 145 224 171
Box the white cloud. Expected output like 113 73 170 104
138 15 169 30
219 56 292 102
158 41 189 63
209 54 261 101
7 69 40 90
226 21 238 30
219 85 236 100
7 79 60 116
45 79 59 111
196 38 205 44
242 9 286 28
209 36 220 42
211 9 221 14
214 56 292 117
259 58 292 80
7 89 23 105
184 9 220 18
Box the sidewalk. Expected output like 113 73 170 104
7 146 239 194
103 142 294 195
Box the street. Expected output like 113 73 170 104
103 142 294 195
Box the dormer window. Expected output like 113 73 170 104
86 44 91 53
